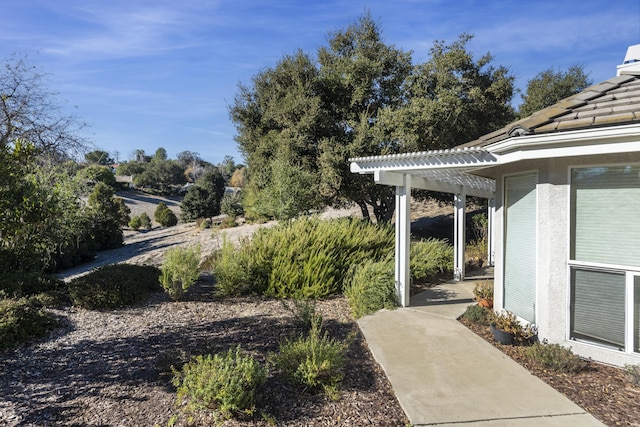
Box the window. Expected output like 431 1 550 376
503 172 537 322
570 166 640 353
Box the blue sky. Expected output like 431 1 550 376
2 1 639 165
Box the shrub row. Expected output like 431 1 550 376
210 217 454 301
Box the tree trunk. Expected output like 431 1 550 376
357 201 371 222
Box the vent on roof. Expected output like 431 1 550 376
617 44 640 76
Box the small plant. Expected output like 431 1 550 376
155 202 178 227
344 257 397 318
281 298 322 333
491 310 523 336
472 281 493 308
271 323 348 400
160 245 201 301
129 215 142 230
461 304 494 325
139 212 152 230
624 364 640 386
0 298 58 350
68 264 162 309
525 342 589 373
172 346 267 421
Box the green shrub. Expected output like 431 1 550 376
0 298 58 350
172 346 267 420
210 238 254 296
209 217 396 299
461 304 494 325
344 257 396 318
281 298 323 333
68 264 161 309
155 202 178 227
255 217 394 299
525 343 589 373
272 324 348 400
138 212 152 230
160 245 201 301
220 191 244 218
410 238 454 284
129 215 141 230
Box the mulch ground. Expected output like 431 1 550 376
459 317 640 427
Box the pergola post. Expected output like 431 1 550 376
395 174 411 307
453 192 466 281
488 198 496 266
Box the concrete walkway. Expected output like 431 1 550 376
357 280 604 426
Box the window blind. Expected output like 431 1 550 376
571 167 640 267
571 269 625 348
503 173 537 322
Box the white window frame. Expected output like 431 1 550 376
567 163 640 354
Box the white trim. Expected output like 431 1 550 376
487 123 640 154
395 174 411 308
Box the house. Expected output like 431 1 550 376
350 45 640 367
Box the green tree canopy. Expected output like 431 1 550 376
518 65 592 118
84 150 113 165
230 15 516 222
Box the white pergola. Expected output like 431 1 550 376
350 147 498 307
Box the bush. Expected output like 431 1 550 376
155 202 178 227
160 245 201 301
210 238 254 296
461 304 494 325
281 298 322 333
129 215 141 230
172 346 266 420
139 212 152 229
525 343 589 373
220 191 244 218
0 298 58 350
344 257 397 318
68 264 161 309
272 324 348 400
410 238 454 284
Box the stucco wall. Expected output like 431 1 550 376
486 152 640 367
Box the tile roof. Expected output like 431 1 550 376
457 73 640 148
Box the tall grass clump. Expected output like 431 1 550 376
172 346 267 421
344 257 396 318
410 238 454 284
0 298 58 350
68 264 161 309
209 217 395 299
271 323 348 400
160 245 201 301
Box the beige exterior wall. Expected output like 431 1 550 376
485 153 640 367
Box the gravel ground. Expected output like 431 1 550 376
0 286 409 426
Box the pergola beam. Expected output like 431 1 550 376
374 170 494 199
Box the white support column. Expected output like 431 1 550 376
395 174 411 307
453 192 466 281
488 198 496 266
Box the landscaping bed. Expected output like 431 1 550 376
0 281 409 426
459 316 640 427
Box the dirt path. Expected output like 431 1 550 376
59 197 361 282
